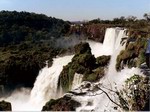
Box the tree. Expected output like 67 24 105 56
143 13 150 21
89 18 101 24
127 16 137 22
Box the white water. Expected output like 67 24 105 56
1 27 143 111
30 55 74 108
0 88 39 111
71 73 83 90
72 28 143 111
86 40 103 57
74 67 143 112
2 55 74 111
106 29 126 75
102 28 120 55
87 28 123 57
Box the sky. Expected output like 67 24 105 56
0 0 150 21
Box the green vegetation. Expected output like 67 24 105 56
70 13 150 43
58 42 96 92
96 55 110 66
83 67 105 82
0 11 71 92
83 55 110 82
0 41 60 90
58 42 110 92
116 37 148 70
0 11 70 46
87 13 150 33
117 74 150 111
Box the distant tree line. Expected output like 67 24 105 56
87 13 150 29
88 13 150 24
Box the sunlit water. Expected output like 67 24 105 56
0 28 143 111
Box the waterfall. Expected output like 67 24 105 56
87 28 125 57
1 27 141 111
102 28 120 55
29 55 74 109
106 28 127 76
2 55 74 111
73 28 143 111
71 73 83 90
86 31 113 57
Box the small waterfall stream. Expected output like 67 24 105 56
71 73 83 90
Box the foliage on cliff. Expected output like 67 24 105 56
58 42 110 92
0 41 60 92
116 37 148 70
0 11 71 92
117 74 150 111
58 42 96 92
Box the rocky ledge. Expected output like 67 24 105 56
42 95 81 111
0 100 12 111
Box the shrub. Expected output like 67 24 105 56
117 74 150 111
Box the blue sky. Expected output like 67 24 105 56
0 0 149 21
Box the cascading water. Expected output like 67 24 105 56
102 28 120 55
87 28 123 57
106 28 127 75
72 28 144 112
30 55 74 108
71 73 83 90
1 27 143 111
1 55 74 111
74 67 143 112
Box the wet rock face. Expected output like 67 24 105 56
69 24 109 43
0 100 12 111
42 96 81 111
86 24 107 42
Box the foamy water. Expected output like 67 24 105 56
73 28 144 112
30 55 74 109
1 27 143 111
74 67 143 112
1 55 74 111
